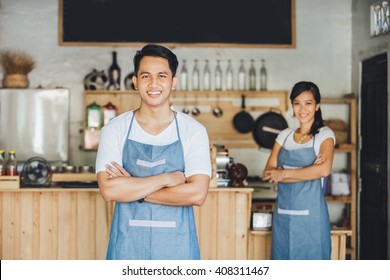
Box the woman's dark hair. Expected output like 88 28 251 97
290 81 324 135
133 44 179 77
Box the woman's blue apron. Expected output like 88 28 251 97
271 131 331 260
106 112 200 260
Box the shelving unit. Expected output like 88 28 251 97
322 97 357 259
84 90 289 148
84 90 358 260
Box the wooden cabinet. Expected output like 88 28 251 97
194 188 253 260
248 230 352 260
0 187 251 260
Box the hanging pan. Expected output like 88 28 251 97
232 95 254 133
252 109 288 149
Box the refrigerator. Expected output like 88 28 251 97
0 88 70 163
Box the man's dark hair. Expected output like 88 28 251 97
133 44 179 77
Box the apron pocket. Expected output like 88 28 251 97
278 208 310 215
129 219 176 228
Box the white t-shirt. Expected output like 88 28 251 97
275 126 336 155
95 110 212 178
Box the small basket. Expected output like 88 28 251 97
2 74 29 88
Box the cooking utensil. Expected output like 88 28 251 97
192 94 200 116
252 109 288 149
232 95 254 133
182 94 189 114
212 94 223 117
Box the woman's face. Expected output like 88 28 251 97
292 91 320 126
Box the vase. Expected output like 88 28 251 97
2 74 29 88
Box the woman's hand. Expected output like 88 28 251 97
313 153 326 165
262 167 286 183
105 161 131 178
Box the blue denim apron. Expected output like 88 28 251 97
271 131 331 260
106 111 200 260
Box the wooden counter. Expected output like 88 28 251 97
0 187 252 260
248 229 352 260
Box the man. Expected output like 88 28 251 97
95 44 211 260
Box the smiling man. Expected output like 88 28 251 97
95 44 211 260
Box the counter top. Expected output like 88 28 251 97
0 186 254 193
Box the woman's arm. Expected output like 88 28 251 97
263 137 334 183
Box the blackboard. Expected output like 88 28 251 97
59 0 295 48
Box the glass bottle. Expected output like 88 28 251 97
107 51 121 90
203 59 211 91
238 59 246 91
260 59 267 91
103 102 118 126
180 59 188 91
226 59 234 90
249 59 256 90
6 149 18 176
192 59 200 91
214 59 222 91
0 149 5 176
86 101 102 129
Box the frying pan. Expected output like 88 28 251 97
252 110 288 149
233 95 254 133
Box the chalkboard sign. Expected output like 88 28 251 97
59 0 295 48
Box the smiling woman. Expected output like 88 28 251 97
59 0 295 47
262 81 336 260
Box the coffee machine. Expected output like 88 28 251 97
211 145 233 187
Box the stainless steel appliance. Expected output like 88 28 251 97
0 88 70 163
214 145 233 187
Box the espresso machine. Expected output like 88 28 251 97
213 145 233 187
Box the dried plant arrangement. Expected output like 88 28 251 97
1 50 36 75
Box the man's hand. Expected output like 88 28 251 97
105 161 131 178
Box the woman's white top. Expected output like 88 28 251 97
275 126 336 155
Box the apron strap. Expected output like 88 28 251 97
173 111 182 142
125 110 136 140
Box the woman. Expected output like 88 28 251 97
263 81 335 260
95 44 211 260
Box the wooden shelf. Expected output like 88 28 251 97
325 195 352 203
84 90 289 149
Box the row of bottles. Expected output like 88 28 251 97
179 59 267 91
0 149 18 176
84 101 118 150
86 101 118 129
